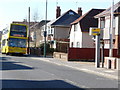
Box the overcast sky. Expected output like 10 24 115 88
0 0 119 30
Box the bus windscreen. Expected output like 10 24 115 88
8 38 26 48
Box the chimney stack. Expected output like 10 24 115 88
78 7 82 16
56 6 61 18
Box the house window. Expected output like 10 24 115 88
51 28 54 34
2 28 8 35
33 32 36 40
74 24 78 31
41 29 44 36
47 27 51 35
113 17 115 28
100 17 105 29
31 32 34 41
31 32 36 41
69 11 74 15
77 42 80 47
105 18 110 28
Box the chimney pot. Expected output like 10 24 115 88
78 7 82 16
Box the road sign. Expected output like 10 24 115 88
89 28 100 36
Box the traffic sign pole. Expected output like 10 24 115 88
89 27 101 68
95 34 100 68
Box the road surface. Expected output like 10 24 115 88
0 54 118 89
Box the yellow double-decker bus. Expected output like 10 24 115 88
1 23 28 55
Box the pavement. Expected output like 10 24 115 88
30 56 119 80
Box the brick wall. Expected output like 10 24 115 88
53 52 68 61
104 57 117 69
56 42 69 53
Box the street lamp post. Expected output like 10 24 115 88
44 0 47 57
28 7 30 55
109 0 114 57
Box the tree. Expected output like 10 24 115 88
32 9 40 48
32 9 39 22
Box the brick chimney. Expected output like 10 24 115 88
78 7 82 16
56 6 61 18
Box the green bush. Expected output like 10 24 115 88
39 43 55 55
49 48 56 53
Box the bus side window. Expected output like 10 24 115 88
6 39 9 46
2 40 6 46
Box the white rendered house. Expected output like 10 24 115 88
70 9 105 48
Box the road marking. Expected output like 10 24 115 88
64 79 90 88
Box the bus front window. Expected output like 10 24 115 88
9 38 17 47
18 39 26 48
9 38 26 48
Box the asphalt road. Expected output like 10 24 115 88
0 54 118 89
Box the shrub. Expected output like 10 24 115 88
39 43 56 55
39 43 51 55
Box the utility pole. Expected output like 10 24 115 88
95 35 100 68
28 7 30 55
109 0 114 57
44 0 47 57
